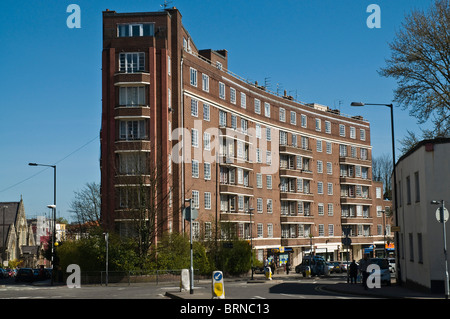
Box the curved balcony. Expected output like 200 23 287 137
114 72 151 85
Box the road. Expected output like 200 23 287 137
0 273 369 300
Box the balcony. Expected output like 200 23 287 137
115 140 151 152
114 72 151 85
339 155 371 166
280 214 314 223
339 176 372 186
279 145 312 157
219 183 253 196
280 191 313 201
115 106 151 118
340 195 372 205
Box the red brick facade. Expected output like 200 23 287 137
101 8 392 264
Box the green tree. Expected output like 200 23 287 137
379 0 450 153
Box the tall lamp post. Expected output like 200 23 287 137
2 205 7 266
247 207 255 280
184 198 195 294
431 200 449 299
29 163 56 285
350 102 401 284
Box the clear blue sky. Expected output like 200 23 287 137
0 0 435 222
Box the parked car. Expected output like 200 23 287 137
340 261 351 272
0 268 8 279
326 262 334 273
15 268 35 283
329 261 342 273
295 256 329 277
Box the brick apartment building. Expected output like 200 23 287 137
100 8 392 266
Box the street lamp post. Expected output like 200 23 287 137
184 198 194 295
350 102 401 284
2 206 7 266
29 163 56 285
247 207 255 280
431 200 449 299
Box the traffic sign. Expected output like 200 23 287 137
212 271 225 299
436 207 449 223
183 206 198 221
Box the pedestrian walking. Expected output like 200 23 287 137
359 255 370 289
349 260 358 284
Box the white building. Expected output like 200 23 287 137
393 137 450 293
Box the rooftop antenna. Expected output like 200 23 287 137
276 83 283 96
264 77 271 90
160 0 173 9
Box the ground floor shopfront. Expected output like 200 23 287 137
255 240 395 270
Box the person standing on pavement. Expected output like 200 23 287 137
359 255 370 289
349 260 358 284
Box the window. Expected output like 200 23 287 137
254 99 261 114
255 124 261 139
339 144 347 157
301 114 307 128
266 127 271 141
119 153 147 175
316 139 322 152
318 182 323 194
290 111 296 125
230 88 236 104
202 74 209 92
203 132 211 151
266 175 272 189
257 198 263 213
360 148 368 160
257 223 263 238
406 176 411 204
328 224 334 236
328 203 334 216
264 102 270 118
267 224 273 237
119 120 146 140
376 187 382 199
325 121 331 134
241 119 248 134
203 103 210 121
277 107 286 122
168 56 171 75
267 199 273 214
118 23 154 37
256 173 262 188
119 86 146 106
318 203 324 216
414 172 420 202
339 124 345 137
327 183 333 195
315 118 321 131
190 68 197 87
219 110 227 127
326 141 332 154
318 224 324 237
191 129 198 147
266 151 272 165
350 127 356 139
317 160 323 173
204 162 211 180
241 92 246 109
360 129 366 141
192 160 199 178
219 82 225 99
192 190 199 209
191 99 198 117
231 114 237 130
280 131 287 146
119 52 145 73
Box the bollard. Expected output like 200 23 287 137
180 269 190 292
212 271 225 299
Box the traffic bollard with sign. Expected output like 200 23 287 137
212 271 225 299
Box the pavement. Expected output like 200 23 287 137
164 272 446 300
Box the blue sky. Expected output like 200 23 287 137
0 0 435 222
